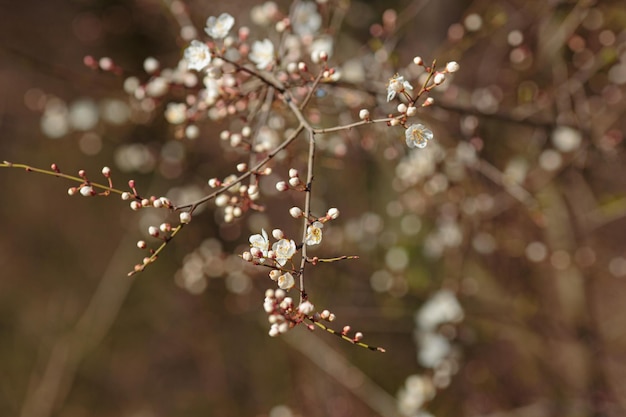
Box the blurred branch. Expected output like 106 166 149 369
282 328 399 417
19 236 136 417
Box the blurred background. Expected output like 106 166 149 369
1 0 626 416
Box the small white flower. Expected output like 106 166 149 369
249 39 275 69
387 74 413 102
184 40 211 71
305 222 323 246
205 13 235 39
292 1 322 36
272 239 297 266
249 229 270 262
405 123 434 149
277 272 295 290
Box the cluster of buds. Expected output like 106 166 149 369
381 58 460 150
208 170 267 223
275 168 306 192
65 166 114 197
263 289 331 337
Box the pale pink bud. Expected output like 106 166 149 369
397 103 407 113
130 201 141 210
180 212 191 224
275 289 286 300
247 184 258 195
354 332 364 341
233 207 243 217
413 56 423 65
288 168 299 178
433 72 446 85
276 181 289 192
208 178 220 188
423 97 434 107
320 309 331 320
159 223 170 232
137 240 147 249
153 199 163 208
288 177 301 187
236 163 248 172
289 207 303 218
141 198 150 207
327 207 340 219
68 187 77 196
215 194 229 207
80 186 94 197
445 61 460 73
101 166 111 177
359 109 370 120
272 229 284 240
269 269 281 281
278 322 289 333
121 191 131 200
242 251 253 262
406 106 417 116
148 226 159 237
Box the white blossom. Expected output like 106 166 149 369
305 222 323 246
405 124 434 149
298 300 315 315
278 272 295 290
387 74 413 102
249 229 270 263
272 238 296 266
292 1 322 36
416 290 464 332
249 39 275 69
184 40 211 71
205 13 235 39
